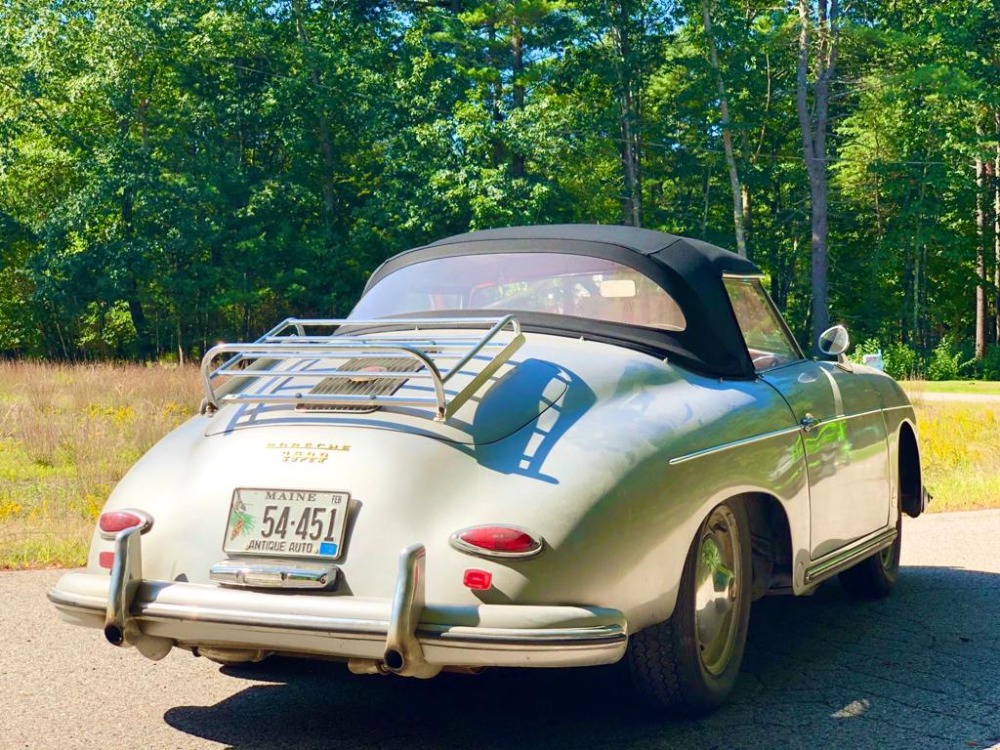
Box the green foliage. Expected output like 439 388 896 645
0 0 998 370
981 349 1000 381
882 343 923 381
76 301 137 358
848 337 923 380
926 335 964 382
851 338 883 358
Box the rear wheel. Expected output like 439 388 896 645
627 499 752 716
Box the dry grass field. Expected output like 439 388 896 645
0 362 200 569
0 363 996 569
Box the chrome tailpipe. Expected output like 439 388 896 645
382 543 441 679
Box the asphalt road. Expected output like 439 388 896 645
2 510 999 750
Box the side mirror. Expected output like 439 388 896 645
817 325 850 357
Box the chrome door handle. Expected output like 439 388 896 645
800 414 819 431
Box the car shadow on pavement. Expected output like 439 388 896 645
164 565 1000 750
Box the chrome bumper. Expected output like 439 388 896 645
48 535 627 673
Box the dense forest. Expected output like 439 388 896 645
1 0 999 378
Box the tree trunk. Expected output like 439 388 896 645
511 21 525 179
902 244 912 346
920 243 929 352
975 127 987 360
995 109 1000 346
292 0 336 230
912 245 920 351
115 96 153 361
702 0 747 256
612 1 642 227
702 162 712 237
911 165 930 353
742 184 751 240
795 0 838 347
486 21 505 168
176 318 185 367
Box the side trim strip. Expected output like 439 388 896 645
804 527 898 585
672 405 893 466
669 425 801 465
812 408 883 426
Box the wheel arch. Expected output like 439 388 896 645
732 492 793 600
898 420 924 518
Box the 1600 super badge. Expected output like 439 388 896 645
223 488 349 559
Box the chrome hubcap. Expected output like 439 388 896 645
694 506 742 676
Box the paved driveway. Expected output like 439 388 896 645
2 510 999 750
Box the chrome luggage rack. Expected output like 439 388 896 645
199 315 524 422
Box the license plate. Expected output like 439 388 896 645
223 488 350 559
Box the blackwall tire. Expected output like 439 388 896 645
627 499 753 716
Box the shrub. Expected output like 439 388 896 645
882 342 922 380
849 337 882 362
848 338 923 380
970 347 1000 381
926 335 962 381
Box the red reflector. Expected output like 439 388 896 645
458 526 539 554
98 551 115 569
463 569 493 590
98 511 144 534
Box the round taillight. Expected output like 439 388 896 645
450 525 543 558
98 510 152 538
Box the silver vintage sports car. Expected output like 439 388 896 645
49 225 928 715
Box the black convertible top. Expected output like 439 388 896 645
362 224 764 379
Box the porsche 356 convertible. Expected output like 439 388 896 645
49 225 928 715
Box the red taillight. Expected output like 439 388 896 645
450 525 543 558
99 511 144 534
463 569 493 590
99 551 115 569
98 510 152 538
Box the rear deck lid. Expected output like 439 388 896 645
203 353 569 446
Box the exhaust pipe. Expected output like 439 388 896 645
383 648 406 672
104 624 126 646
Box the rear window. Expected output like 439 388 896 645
350 252 686 331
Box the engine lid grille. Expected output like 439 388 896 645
297 357 425 413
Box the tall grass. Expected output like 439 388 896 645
0 363 994 569
0 362 200 568
910 398 1000 512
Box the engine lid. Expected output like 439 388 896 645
203 357 569 446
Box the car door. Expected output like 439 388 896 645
760 361 891 557
724 278 892 559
